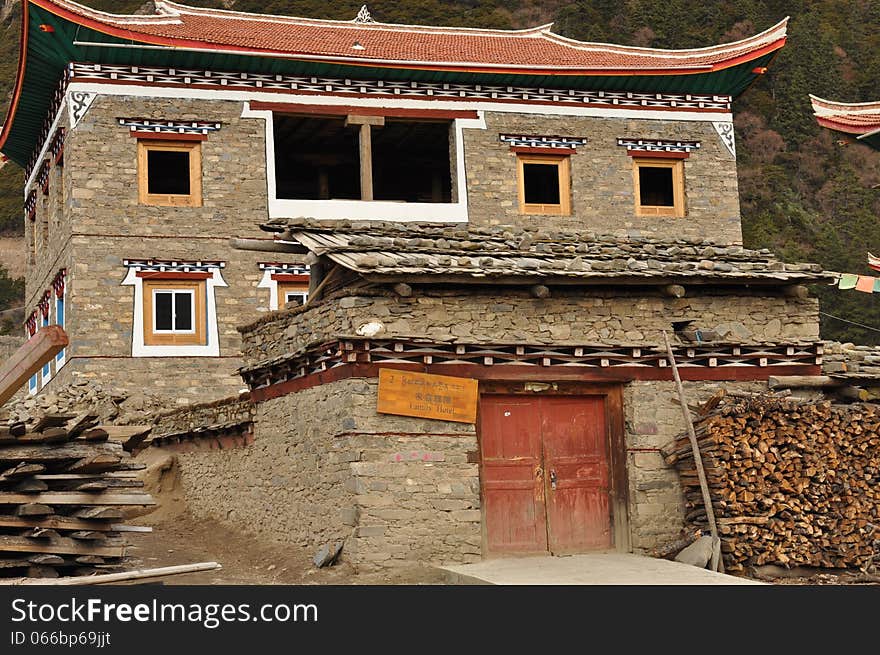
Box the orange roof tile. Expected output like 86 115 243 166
34 0 788 74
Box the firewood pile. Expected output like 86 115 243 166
0 412 154 579
661 393 879 573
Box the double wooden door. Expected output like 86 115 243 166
480 394 613 554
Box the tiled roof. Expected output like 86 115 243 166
37 0 788 73
810 94 880 138
262 221 832 285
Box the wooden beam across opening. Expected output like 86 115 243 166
0 326 68 406
346 115 385 201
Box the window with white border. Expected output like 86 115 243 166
53 269 67 370
242 103 486 223
121 260 227 357
257 263 310 311
25 314 37 395
39 298 51 388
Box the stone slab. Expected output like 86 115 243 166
439 553 764 585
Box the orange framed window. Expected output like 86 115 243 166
142 279 206 346
278 281 309 307
137 140 203 207
632 158 685 217
516 153 571 216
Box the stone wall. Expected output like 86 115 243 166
43 356 246 406
463 113 741 243
239 287 820 365
174 377 480 570
66 96 269 240
153 392 253 436
623 380 765 551
30 96 304 403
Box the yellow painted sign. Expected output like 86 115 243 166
377 369 478 424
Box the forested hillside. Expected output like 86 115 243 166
2 0 880 342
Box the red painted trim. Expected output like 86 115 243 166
135 271 212 280
511 146 574 156
816 116 878 136
0 0 29 152
68 77 734 114
627 150 689 159
248 362 821 403
131 131 207 142
271 273 310 283
249 102 478 120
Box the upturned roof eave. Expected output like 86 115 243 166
0 0 785 166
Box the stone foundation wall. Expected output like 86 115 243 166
43 356 245 406
170 369 773 567
464 112 741 243
153 393 254 436
175 377 480 570
239 288 819 364
623 380 765 552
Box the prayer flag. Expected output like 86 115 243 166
839 274 858 290
856 275 875 292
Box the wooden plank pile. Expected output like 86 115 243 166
661 393 879 573
0 412 154 579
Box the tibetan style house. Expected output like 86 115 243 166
1 1 832 569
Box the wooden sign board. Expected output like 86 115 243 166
377 369 478 424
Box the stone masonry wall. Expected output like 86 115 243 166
463 112 741 243
174 377 480 570
240 288 819 365
66 96 269 240
153 393 253 436
38 96 304 403
624 379 765 552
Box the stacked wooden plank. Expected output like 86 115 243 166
662 393 879 573
0 412 154 579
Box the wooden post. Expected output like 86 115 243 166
663 331 724 573
345 115 385 201
0 326 68 406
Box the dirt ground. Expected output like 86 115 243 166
125 514 448 586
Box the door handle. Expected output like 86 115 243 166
549 469 557 491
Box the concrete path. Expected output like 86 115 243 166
440 553 764 585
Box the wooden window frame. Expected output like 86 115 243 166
278 281 309 307
632 157 685 218
137 140 203 207
143 279 206 346
516 153 571 216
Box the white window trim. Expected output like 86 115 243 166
40 310 52 388
257 268 311 311
27 324 38 395
242 102 486 223
151 288 197 334
122 267 227 357
283 290 309 307
55 288 67 370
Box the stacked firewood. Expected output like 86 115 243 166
662 393 879 573
0 412 153 579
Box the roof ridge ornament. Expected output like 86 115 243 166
354 5 376 24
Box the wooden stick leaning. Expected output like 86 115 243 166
0 562 222 586
662 331 724 573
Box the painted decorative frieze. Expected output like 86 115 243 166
500 135 588 150
616 138 701 153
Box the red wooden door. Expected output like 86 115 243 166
480 394 612 555
541 396 612 553
480 395 548 553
